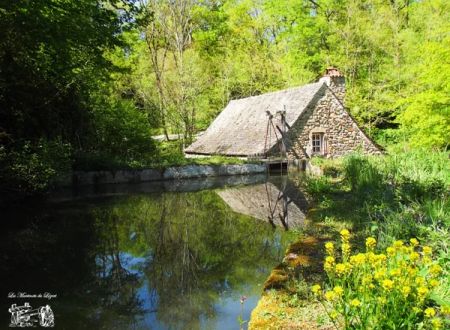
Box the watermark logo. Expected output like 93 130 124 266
8 303 54 328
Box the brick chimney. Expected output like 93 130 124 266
319 67 345 104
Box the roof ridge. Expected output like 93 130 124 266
230 81 324 102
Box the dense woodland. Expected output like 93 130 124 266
0 0 449 196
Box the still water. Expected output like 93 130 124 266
1 175 307 329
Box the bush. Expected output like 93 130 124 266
311 230 449 330
87 97 158 163
0 139 72 196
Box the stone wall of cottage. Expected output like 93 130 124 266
281 85 381 160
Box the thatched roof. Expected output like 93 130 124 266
185 82 325 156
218 182 306 229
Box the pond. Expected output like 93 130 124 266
1 175 308 329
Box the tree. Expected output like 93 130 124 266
0 0 130 144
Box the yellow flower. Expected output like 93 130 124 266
382 279 394 291
340 229 350 242
330 311 338 319
429 279 439 288
423 256 432 265
350 253 365 265
401 246 411 254
430 264 442 276
398 260 407 269
335 263 346 275
431 318 442 330
376 254 387 263
325 242 334 255
311 284 321 295
325 291 337 301
424 307 436 318
409 252 420 262
350 299 361 307
423 246 432 255
333 286 344 297
389 268 401 277
362 275 373 285
410 238 419 246
374 269 386 280
367 252 376 263
393 240 404 248
387 247 395 256
324 256 335 273
366 237 376 250
342 243 351 259
417 286 429 299
415 276 426 286
324 263 333 273
401 286 411 298
441 305 450 315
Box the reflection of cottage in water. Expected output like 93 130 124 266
217 181 307 230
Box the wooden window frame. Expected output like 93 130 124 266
311 133 324 154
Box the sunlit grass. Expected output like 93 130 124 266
256 150 449 329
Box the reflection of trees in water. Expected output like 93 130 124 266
108 191 295 329
1 189 294 329
88 208 145 328
1 186 298 329
0 206 145 330
1 180 303 329
145 194 214 328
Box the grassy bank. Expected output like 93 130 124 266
250 150 449 329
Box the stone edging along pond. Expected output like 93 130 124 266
70 163 267 186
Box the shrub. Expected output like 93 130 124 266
311 230 449 329
88 98 158 163
0 139 72 195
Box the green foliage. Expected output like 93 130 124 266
342 151 448 204
396 0 450 148
2 0 449 196
0 0 160 193
344 154 385 199
121 0 450 150
305 175 335 196
87 95 158 162
0 139 72 196
313 232 449 329
303 150 449 316
0 0 128 142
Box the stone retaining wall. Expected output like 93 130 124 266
70 164 266 186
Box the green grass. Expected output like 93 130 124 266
306 150 449 248
260 150 450 329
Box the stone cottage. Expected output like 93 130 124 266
185 68 381 162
